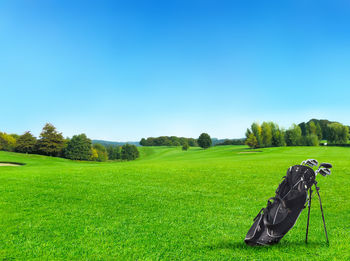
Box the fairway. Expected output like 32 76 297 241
0 146 349 260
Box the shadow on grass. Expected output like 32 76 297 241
204 239 329 251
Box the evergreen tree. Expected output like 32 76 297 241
64 134 92 160
15 131 37 153
36 123 65 156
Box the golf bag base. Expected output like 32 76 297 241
245 165 316 246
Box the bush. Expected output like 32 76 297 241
64 134 92 160
197 133 212 149
182 143 189 151
121 144 139 160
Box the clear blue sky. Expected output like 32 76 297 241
1 0 350 141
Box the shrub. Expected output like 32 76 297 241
121 144 139 160
182 143 189 151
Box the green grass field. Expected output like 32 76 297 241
0 146 349 260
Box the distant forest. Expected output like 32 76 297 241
140 119 350 148
0 123 139 161
245 119 350 148
140 136 199 147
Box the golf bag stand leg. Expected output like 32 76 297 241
315 184 329 244
305 188 312 243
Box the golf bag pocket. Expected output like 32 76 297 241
245 197 291 245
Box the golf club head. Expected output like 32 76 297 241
319 163 332 169
302 159 319 168
318 168 331 176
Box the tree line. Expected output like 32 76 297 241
140 136 199 147
140 133 214 150
245 120 349 148
0 123 139 161
215 138 245 146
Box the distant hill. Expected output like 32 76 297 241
92 140 140 147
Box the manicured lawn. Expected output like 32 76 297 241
0 146 349 260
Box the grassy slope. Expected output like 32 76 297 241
0 146 349 260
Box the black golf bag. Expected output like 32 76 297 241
245 164 319 246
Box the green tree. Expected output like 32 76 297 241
305 134 319 146
106 145 121 160
92 143 108 162
298 122 307 136
121 144 139 160
182 142 189 151
197 133 212 149
307 121 317 135
245 133 258 148
316 122 323 140
36 123 65 156
64 134 92 160
270 122 285 147
261 122 272 147
328 123 349 144
15 131 37 153
188 138 198 147
140 138 147 146
0 132 17 151
285 124 302 146
251 122 262 147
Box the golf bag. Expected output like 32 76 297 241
244 164 318 246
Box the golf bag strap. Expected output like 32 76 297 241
269 196 287 209
253 208 265 221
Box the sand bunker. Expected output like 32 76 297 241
0 162 24 166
